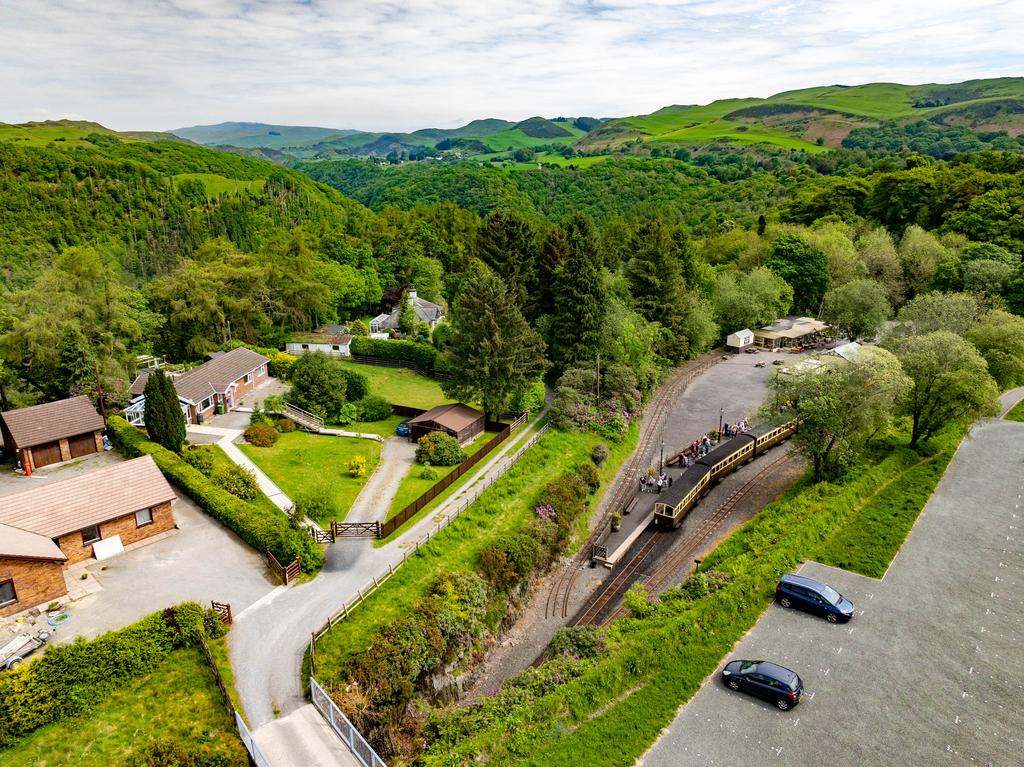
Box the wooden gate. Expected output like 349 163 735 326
331 521 381 538
210 601 232 625
308 527 335 544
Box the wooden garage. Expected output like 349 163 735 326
0 396 105 474
407 403 485 445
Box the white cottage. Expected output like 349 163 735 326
285 325 353 358
725 328 754 352
369 288 445 336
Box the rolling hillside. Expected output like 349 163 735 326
579 77 1024 153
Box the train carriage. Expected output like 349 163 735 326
653 464 711 530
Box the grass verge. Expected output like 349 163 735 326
326 414 405 437
239 431 382 523
1005 397 1024 422
312 425 637 678
420 421 964 766
0 647 246 767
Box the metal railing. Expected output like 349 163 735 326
310 677 387 767
235 709 273 767
284 402 325 430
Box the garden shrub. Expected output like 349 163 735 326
108 417 323 573
350 336 438 372
248 404 272 426
418 465 439 480
211 464 260 500
357 394 393 422
338 366 370 401
0 603 213 745
415 431 466 466
508 378 546 415
244 422 279 447
289 351 347 420
577 462 600 493
274 417 297 433
548 626 604 659
591 444 609 466
331 401 359 426
263 394 286 413
182 445 215 477
268 351 297 380
349 455 367 478
478 533 539 592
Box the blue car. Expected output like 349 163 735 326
775 573 854 623
722 660 803 710
395 421 410 437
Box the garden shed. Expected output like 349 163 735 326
0 395 105 474
725 328 754 352
408 403 484 445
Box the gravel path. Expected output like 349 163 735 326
345 437 417 523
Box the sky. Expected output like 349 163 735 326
1 0 1023 132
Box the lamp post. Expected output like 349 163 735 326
718 407 724 444
660 429 665 471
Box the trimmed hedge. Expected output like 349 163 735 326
108 416 323 573
0 603 211 745
350 336 438 371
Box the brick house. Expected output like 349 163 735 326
0 396 105 474
124 347 270 426
0 455 177 616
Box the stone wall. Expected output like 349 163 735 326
0 557 68 618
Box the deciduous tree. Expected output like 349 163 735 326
764 233 830 315
822 279 891 341
288 351 348 420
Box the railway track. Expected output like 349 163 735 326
575 449 794 627
543 353 720 621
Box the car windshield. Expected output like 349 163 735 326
820 585 842 605
789 675 801 691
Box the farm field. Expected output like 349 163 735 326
385 429 498 521
238 431 382 523
172 172 265 197
340 360 453 409
0 646 246 767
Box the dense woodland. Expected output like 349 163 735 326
1 129 1023 432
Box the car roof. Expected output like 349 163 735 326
754 661 797 681
780 573 826 590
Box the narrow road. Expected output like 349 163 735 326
229 410 547 750
345 436 417 523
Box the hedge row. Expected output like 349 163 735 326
0 603 213 744
350 336 439 371
108 416 323 573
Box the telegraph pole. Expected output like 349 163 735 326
718 407 724 443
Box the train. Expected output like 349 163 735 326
653 418 798 530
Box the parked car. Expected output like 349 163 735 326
722 659 803 710
776 573 854 623
395 421 410 437
744 347 759 354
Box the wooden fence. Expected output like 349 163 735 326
267 550 301 585
378 410 529 539
308 526 335 544
313 423 549 643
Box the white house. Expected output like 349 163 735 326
725 328 754 352
369 288 445 336
285 325 353 358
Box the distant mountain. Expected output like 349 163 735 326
578 77 1024 154
170 122 359 149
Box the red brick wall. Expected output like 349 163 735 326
0 557 67 618
229 364 268 402
55 500 176 565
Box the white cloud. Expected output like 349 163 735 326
0 0 1021 131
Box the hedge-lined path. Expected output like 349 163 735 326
187 424 293 512
345 436 417 523
231 407 549 760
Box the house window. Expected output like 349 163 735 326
259 365 267 375
135 508 153 527
243 373 252 384
332 345 340 351
81 524 101 545
0 579 16 607
200 397 212 411
301 344 309 350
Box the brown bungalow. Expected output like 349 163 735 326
407 403 485 445
0 455 177 617
0 395 106 475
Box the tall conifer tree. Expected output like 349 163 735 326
144 368 186 453
551 214 606 370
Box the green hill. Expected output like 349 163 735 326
578 77 1024 153
170 121 357 149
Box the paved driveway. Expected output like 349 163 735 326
640 417 1024 767
49 493 277 643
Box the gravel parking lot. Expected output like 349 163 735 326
641 418 1024 767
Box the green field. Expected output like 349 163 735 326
385 429 497 520
239 431 382 523
172 172 265 197
340 360 453 409
0 120 126 147
477 121 586 152
0 647 246 767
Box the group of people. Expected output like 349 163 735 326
639 471 672 493
686 434 714 460
722 419 750 439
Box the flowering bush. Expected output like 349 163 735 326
415 431 466 466
534 503 557 523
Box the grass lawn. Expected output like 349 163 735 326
326 413 405 437
384 430 498 521
312 425 638 678
339 360 453 409
1005 397 1024 422
0 647 246 767
238 432 381 523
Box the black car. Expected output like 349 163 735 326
776 573 854 623
722 660 803 710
